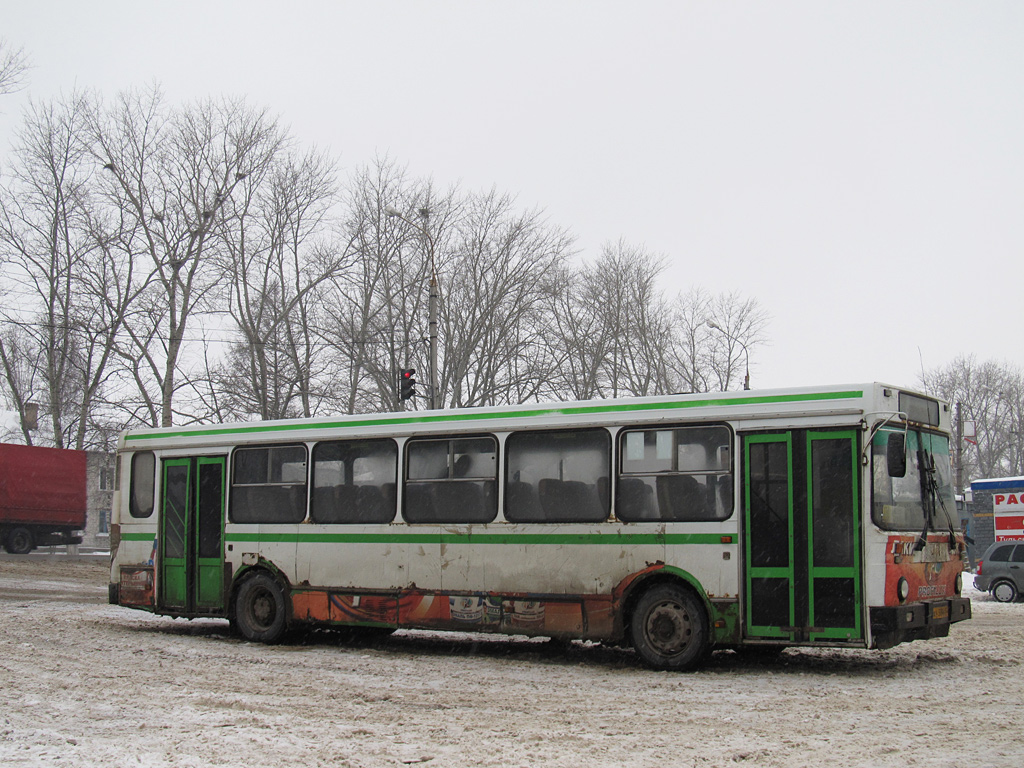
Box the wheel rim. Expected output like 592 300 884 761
644 599 693 656
993 582 1015 602
249 587 277 630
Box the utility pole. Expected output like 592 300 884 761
385 205 439 410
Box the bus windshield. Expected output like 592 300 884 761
872 428 958 533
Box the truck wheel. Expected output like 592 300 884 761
234 572 288 643
630 583 709 671
4 526 34 555
992 580 1018 603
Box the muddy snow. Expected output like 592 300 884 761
1 556 1021 768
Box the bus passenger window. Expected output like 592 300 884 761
310 439 397 524
505 429 610 523
129 451 156 519
618 425 733 522
230 445 308 524
404 437 497 524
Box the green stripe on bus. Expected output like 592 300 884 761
220 531 727 546
124 390 864 442
121 532 156 541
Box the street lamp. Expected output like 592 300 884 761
385 205 439 410
706 320 750 391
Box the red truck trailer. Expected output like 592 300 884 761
0 443 87 554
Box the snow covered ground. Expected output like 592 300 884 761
1 557 1022 768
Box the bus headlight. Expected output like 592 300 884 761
897 578 910 602
955 573 963 595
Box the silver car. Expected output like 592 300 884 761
975 541 1024 603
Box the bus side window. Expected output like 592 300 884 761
505 429 610 523
129 451 156 519
618 425 733 522
231 445 308 524
403 436 498 524
310 439 398 524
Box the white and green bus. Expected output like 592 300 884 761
109 383 971 670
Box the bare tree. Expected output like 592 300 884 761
549 240 678 400
441 189 573 407
701 291 770 392
921 356 1024 483
91 88 285 426
667 287 717 393
541 263 608 400
0 324 41 443
0 92 127 449
323 158 456 413
203 146 349 421
0 39 30 96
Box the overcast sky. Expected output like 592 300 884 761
2 1 1022 393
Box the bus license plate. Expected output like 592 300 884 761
931 603 949 621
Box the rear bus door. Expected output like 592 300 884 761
742 429 862 643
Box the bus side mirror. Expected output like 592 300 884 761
887 433 907 478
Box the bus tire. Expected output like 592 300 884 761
234 572 289 643
991 580 1018 604
630 583 709 671
4 526 34 555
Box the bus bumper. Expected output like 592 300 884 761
869 597 971 649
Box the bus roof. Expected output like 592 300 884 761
118 383 942 451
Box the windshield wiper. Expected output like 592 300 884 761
914 448 935 552
931 464 959 549
914 448 957 551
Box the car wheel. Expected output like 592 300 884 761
992 580 1018 603
234 572 289 643
4 526 34 555
630 583 709 671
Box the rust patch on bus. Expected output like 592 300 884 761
287 586 617 639
118 565 155 607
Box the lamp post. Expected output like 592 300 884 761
386 205 439 410
706 320 750 391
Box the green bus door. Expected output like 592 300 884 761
743 430 862 643
159 456 227 615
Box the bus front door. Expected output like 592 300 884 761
742 430 862 644
158 456 228 616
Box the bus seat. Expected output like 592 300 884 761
617 478 657 520
404 483 437 522
381 482 397 510
312 484 357 523
433 481 486 522
311 486 335 519
539 479 604 521
537 478 562 519
506 480 543 521
656 475 706 520
356 485 387 522
714 475 734 518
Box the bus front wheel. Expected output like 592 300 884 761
630 583 709 671
234 573 288 643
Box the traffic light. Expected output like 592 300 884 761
399 368 417 400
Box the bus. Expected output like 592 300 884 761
108 383 971 670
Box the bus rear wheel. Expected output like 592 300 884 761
630 583 708 671
234 573 288 643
